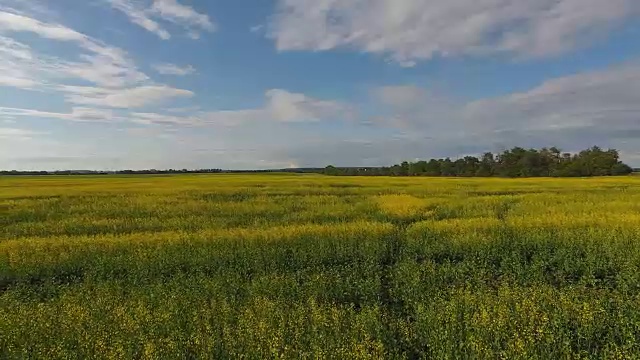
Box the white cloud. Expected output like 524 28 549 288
372 85 457 129
195 109 269 127
373 85 425 108
0 10 148 88
0 35 53 89
61 85 194 108
266 89 350 122
166 106 201 113
107 0 215 39
128 89 350 126
153 63 196 75
107 0 170 40
0 74 37 88
0 10 197 113
0 106 118 122
373 64 640 133
0 127 42 139
130 109 267 127
0 35 40 87
0 87 338 127
366 62 640 161
0 0 58 20
129 112 194 125
459 63 640 135
0 10 85 41
269 0 640 65
0 35 32 60
152 0 215 31
250 24 264 33
64 53 148 88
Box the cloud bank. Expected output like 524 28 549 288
269 0 640 65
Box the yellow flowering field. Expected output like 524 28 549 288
2 174 640 359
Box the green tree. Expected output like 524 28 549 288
324 165 342 176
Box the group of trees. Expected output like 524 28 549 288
325 146 634 177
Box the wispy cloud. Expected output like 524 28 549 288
0 8 197 120
0 106 119 122
107 0 170 40
0 127 44 139
153 63 196 75
0 88 346 126
129 89 351 126
0 10 148 88
107 0 215 40
0 10 85 41
265 89 352 122
152 0 215 32
59 85 194 109
269 0 640 65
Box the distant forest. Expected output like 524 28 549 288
324 146 635 177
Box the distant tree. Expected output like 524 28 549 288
611 163 633 176
400 161 410 176
476 152 495 177
440 158 455 177
409 161 428 176
324 165 342 176
425 159 442 176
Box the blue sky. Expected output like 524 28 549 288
1 0 640 170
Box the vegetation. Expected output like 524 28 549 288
2 174 640 358
4 146 632 179
325 146 634 177
0 168 326 176
0 169 225 176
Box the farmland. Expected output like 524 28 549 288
2 174 640 359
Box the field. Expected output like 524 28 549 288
2 174 640 359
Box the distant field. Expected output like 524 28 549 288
2 174 640 359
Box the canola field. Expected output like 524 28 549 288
2 174 640 359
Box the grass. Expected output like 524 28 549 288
2 174 640 359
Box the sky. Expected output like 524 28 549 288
1 0 640 170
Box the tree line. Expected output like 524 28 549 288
0 169 225 176
0 168 327 176
324 146 634 177
1 146 635 177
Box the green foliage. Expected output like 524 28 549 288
2 175 640 358
325 146 634 177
